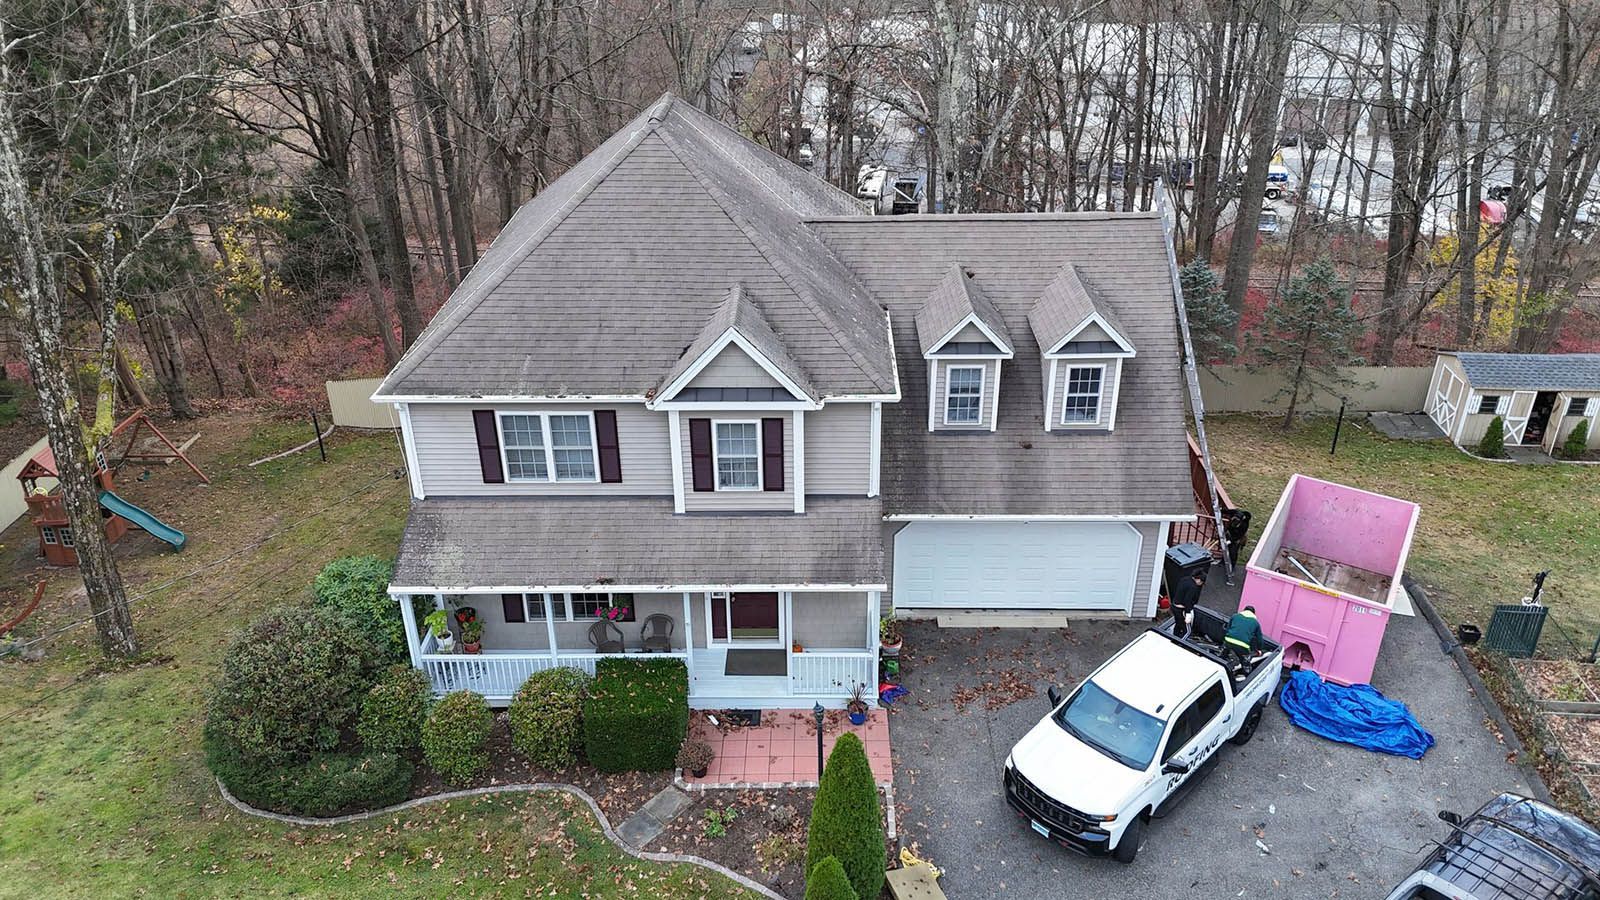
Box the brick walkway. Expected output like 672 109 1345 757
683 709 891 786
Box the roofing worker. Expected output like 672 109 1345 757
1169 569 1206 639
1223 606 1265 672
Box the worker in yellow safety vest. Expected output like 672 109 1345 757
1223 606 1265 671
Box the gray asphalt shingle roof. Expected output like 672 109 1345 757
659 283 815 400
392 497 886 589
375 94 894 399
913 265 1015 355
1453 352 1600 391
1028 264 1131 353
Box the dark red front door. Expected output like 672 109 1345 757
712 592 779 641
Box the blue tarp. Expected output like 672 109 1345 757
1277 669 1436 759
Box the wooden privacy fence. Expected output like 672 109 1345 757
325 378 395 429
1197 365 1432 414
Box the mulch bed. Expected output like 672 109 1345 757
1544 715 1600 765
409 712 672 824
654 787 814 896
1512 659 1600 704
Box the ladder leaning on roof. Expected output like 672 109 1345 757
1153 179 1233 581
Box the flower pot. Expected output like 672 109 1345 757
880 639 902 658
691 767 708 778
464 641 482 654
434 632 455 653
1457 624 1482 646
848 709 867 726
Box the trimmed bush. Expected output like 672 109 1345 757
508 667 592 768
206 724 413 817
313 556 430 662
804 856 859 900
205 605 379 767
806 733 884 900
358 665 433 755
422 691 493 784
1562 418 1590 459
582 658 688 772
1478 415 1507 458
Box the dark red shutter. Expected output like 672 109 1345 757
761 417 785 491
595 410 622 483
501 593 526 623
472 410 504 483
689 418 713 492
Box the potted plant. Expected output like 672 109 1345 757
846 682 870 726
461 619 484 654
677 738 715 778
880 616 903 658
424 609 454 653
792 640 805 654
596 604 631 623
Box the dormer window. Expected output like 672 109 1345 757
944 366 985 425
1029 264 1135 434
1062 366 1104 425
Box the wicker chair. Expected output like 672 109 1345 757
588 619 625 654
640 614 675 653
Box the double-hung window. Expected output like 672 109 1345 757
944 366 984 425
568 592 635 622
498 413 597 482
714 422 760 490
1062 366 1104 425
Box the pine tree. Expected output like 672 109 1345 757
1478 416 1506 458
804 856 859 900
1254 256 1363 429
805 733 884 900
1560 418 1588 460
1179 258 1238 363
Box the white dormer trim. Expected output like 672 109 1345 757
651 328 819 409
1043 312 1137 358
923 312 1015 359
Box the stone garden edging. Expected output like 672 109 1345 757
215 777 788 900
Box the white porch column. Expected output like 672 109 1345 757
397 592 421 667
793 412 805 513
543 593 559 661
784 592 795 679
681 592 694 667
867 590 881 651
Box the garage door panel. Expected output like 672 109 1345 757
893 521 1141 611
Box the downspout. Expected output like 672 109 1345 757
1154 180 1233 581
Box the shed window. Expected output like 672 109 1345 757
714 422 760 490
944 365 984 425
1477 395 1501 415
1062 366 1104 425
41 526 57 545
1569 397 1591 417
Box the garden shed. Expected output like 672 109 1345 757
1427 351 1600 456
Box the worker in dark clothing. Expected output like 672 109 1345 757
1223 606 1265 671
1169 569 1206 639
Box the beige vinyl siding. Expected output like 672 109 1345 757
1054 357 1119 429
472 592 687 652
681 411 794 512
408 403 672 496
805 403 872 495
684 344 784 390
792 591 871 649
932 359 997 430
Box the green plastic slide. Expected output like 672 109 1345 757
98 490 186 550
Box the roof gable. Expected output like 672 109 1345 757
914 265 1015 357
656 283 814 403
1029 264 1136 356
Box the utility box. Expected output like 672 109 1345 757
1241 474 1421 687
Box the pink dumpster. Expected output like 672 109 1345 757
1240 474 1421 687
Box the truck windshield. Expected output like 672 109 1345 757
1052 681 1164 770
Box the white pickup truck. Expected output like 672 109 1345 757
1003 607 1283 863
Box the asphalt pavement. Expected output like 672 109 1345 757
886 576 1531 899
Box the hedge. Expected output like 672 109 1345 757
804 856 858 900
582 658 688 772
313 556 430 663
422 691 493 785
205 605 378 766
806 733 883 900
358 665 433 755
206 725 413 817
508 667 592 768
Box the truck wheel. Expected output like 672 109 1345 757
1112 815 1145 864
1229 703 1265 746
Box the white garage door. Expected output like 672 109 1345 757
893 521 1143 611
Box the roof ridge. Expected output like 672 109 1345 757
377 101 667 395
653 121 893 393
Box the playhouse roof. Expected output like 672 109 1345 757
18 446 57 480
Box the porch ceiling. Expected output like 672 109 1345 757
392 496 885 590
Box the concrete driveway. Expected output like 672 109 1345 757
887 579 1531 899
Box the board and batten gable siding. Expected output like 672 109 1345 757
805 403 873 495
930 358 999 430
791 591 871 649
1052 357 1120 429
680 411 794 512
408 403 672 496
684 344 785 390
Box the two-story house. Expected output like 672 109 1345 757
376 93 1196 709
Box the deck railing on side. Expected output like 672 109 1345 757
417 647 687 701
789 650 877 699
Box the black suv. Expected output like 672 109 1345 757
1385 794 1600 900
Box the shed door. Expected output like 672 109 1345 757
1504 391 1536 444
892 521 1142 611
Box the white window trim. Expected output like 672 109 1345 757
495 410 601 484
704 590 788 649
711 419 763 492
520 592 550 621
942 364 986 427
41 526 57 545
1060 363 1107 426
58 526 74 547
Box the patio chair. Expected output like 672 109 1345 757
588 619 625 654
640 614 675 653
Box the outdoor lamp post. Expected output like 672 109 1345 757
813 702 825 781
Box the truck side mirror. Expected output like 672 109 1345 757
1161 759 1190 776
1437 810 1462 827
1047 686 1063 708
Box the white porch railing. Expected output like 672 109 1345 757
417 635 686 700
790 651 877 699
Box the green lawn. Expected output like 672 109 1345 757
1208 415 1600 650
0 418 752 899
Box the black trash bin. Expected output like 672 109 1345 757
1163 542 1212 599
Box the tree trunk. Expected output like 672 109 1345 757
1222 0 1293 331
933 0 976 213
114 346 151 409
128 294 196 418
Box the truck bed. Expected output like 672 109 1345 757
1156 607 1282 690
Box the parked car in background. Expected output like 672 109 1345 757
1384 794 1600 899
1258 206 1282 235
